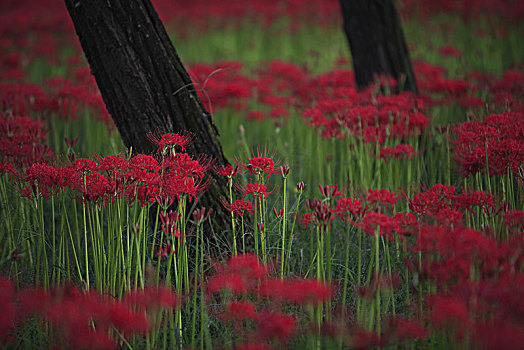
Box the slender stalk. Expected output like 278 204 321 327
280 175 287 278
286 187 304 275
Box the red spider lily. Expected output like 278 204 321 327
237 182 271 200
296 181 306 192
391 212 419 237
255 311 296 342
438 45 462 59
299 200 334 230
0 278 16 344
216 164 239 177
64 137 79 148
386 317 427 342
223 301 258 321
23 162 62 200
358 212 399 240
70 157 99 174
207 273 247 295
12 136 210 206
409 184 456 217
301 90 428 143
221 198 254 217
379 144 414 161
129 154 160 173
244 157 278 178
2 282 178 349
96 154 128 174
314 203 333 227
236 147 280 180
453 190 495 215
162 153 211 182
451 111 524 177
0 161 16 176
158 171 204 205
0 114 53 170
351 328 385 349
411 224 522 291
280 164 290 177
159 210 181 238
428 296 469 330
408 184 497 225
192 207 213 223
207 254 268 295
318 184 343 198
503 209 524 233
298 213 312 229
148 132 195 154
367 188 398 210
156 242 175 259
246 111 266 121
334 196 363 222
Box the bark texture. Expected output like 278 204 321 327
64 0 234 233
339 0 418 93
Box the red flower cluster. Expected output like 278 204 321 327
302 91 429 143
379 144 415 161
0 114 53 172
221 198 254 217
412 224 524 348
301 187 414 239
409 184 495 224
148 132 194 154
0 279 178 349
207 254 332 345
1 77 113 127
14 134 211 206
452 111 524 177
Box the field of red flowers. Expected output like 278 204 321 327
1 0 523 349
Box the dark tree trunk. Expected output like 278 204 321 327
339 0 418 93
64 0 234 235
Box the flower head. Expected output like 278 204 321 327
148 132 194 155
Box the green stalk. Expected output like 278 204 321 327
51 195 56 285
341 223 351 311
241 215 246 254
253 197 259 257
280 175 287 278
62 194 82 283
150 204 161 259
259 181 267 264
37 196 49 289
356 227 362 319
229 178 237 255
384 238 395 316
315 225 324 330
286 188 303 275
191 220 201 348
325 224 332 322
375 228 381 334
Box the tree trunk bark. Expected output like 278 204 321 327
339 0 418 93
64 0 234 235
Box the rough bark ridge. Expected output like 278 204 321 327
339 0 418 93
64 0 234 233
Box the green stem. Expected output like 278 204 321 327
280 176 287 278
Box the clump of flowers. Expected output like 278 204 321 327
0 279 179 349
207 254 332 347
